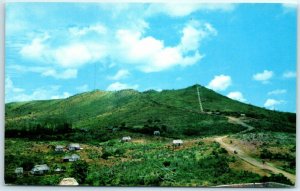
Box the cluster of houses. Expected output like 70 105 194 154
55 143 82 152
15 131 184 178
15 143 83 176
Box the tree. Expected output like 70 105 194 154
71 160 88 184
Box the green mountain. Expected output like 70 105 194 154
5 84 296 140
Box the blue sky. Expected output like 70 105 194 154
5 3 297 112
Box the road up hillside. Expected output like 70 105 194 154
214 117 296 184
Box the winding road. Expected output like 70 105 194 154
214 117 296 184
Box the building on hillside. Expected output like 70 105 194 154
153 131 160 136
55 145 64 152
240 113 246 117
172 140 183 147
68 143 81 151
54 167 63 173
30 164 49 175
121 136 131 142
59 178 79 186
70 154 80 161
14 167 23 176
63 154 80 162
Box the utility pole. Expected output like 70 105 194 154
197 86 204 113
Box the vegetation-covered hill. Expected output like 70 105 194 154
5 84 296 141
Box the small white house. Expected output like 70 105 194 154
30 164 50 175
70 154 80 162
14 167 23 176
121 136 131 142
240 113 246 117
153 131 160 136
55 145 64 152
68 143 81 151
172 140 183 147
63 154 80 162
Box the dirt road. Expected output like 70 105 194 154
214 117 296 184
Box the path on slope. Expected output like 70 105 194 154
214 117 296 184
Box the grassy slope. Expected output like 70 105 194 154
5 84 295 134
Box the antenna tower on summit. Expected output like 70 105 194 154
197 86 204 113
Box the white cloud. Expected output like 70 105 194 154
6 81 70 102
108 69 130 80
41 68 78 79
268 89 287 95
264 99 285 109
253 70 273 83
53 43 107 68
8 65 78 79
106 82 139 91
76 84 89 92
146 3 236 17
179 21 217 53
115 20 215 72
18 18 216 77
19 33 107 70
5 77 24 93
207 75 232 91
5 76 72 102
19 33 50 60
227 91 246 102
283 71 296 78
69 23 107 37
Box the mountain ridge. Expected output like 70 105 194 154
5 84 296 138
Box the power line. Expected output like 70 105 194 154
197 86 204 113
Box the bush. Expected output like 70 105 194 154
261 173 293 185
71 161 88 184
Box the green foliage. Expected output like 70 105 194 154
261 173 292 185
6 84 296 139
71 160 88 184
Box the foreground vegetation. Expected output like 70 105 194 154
6 136 293 186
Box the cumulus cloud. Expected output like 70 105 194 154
106 82 139 91
227 91 246 102
108 69 130 80
115 20 215 72
8 65 78 79
268 89 287 95
207 75 232 91
283 71 296 78
53 43 107 68
41 68 78 79
19 33 50 60
264 99 285 109
5 78 70 102
146 3 236 17
6 77 24 93
68 23 107 37
178 21 217 53
253 70 273 84
18 19 216 74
